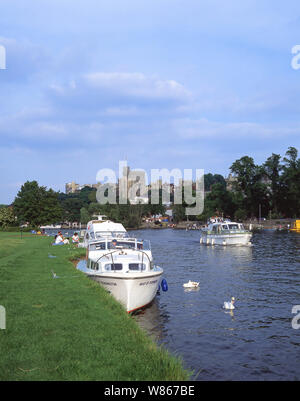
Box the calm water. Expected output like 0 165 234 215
130 228 300 381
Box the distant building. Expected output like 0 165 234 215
65 181 80 194
225 174 238 192
65 181 100 194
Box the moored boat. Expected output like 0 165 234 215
80 216 128 248
77 234 163 313
289 219 300 232
200 217 252 246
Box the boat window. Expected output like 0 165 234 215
129 263 146 271
90 261 99 270
228 224 239 230
104 263 123 271
89 242 106 251
222 225 229 230
112 232 129 238
140 239 151 250
95 231 128 239
90 232 95 239
108 241 135 249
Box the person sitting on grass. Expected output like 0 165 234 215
72 232 79 245
54 232 64 245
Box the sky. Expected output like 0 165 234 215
1 0 300 203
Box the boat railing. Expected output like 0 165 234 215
206 229 250 235
94 249 152 272
88 238 151 251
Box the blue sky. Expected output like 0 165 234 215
1 0 300 203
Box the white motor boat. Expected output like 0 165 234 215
77 235 163 313
80 216 129 248
200 218 252 246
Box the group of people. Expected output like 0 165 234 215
53 231 80 246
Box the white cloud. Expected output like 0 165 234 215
48 72 192 110
172 118 300 139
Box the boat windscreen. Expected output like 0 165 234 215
104 263 123 271
228 224 239 230
108 241 136 249
95 231 128 239
89 242 106 250
129 263 146 271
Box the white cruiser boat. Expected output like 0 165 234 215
80 216 128 248
77 231 163 313
200 218 252 246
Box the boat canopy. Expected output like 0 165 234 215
86 220 127 239
208 222 246 233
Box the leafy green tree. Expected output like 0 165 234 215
172 204 187 223
78 186 97 206
230 156 270 217
262 153 282 215
59 196 84 222
13 181 62 226
80 207 91 224
204 173 226 191
198 183 236 221
280 147 300 216
0 207 16 228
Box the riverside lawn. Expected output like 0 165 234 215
0 232 189 380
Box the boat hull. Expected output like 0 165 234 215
200 233 252 246
89 270 163 313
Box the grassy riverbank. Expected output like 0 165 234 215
0 232 189 380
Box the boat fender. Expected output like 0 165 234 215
161 278 168 292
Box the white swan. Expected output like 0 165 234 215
223 297 235 310
183 280 199 288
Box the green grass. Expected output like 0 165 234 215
0 233 189 381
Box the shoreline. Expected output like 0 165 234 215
0 232 189 381
127 218 296 231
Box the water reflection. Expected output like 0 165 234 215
133 298 169 342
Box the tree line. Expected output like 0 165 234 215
0 146 299 229
197 146 300 221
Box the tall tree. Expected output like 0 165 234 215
0 207 16 228
262 153 282 216
281 147 300 216
80 207 90 224
13 181 62 226
230 156 270 217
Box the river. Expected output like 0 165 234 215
130 228 300 381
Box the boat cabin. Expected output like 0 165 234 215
83 219 128 246
208 222 246 234
88 237 151 251
87 258 152 273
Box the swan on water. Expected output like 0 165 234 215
223 297 235 310
183 280 199 288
